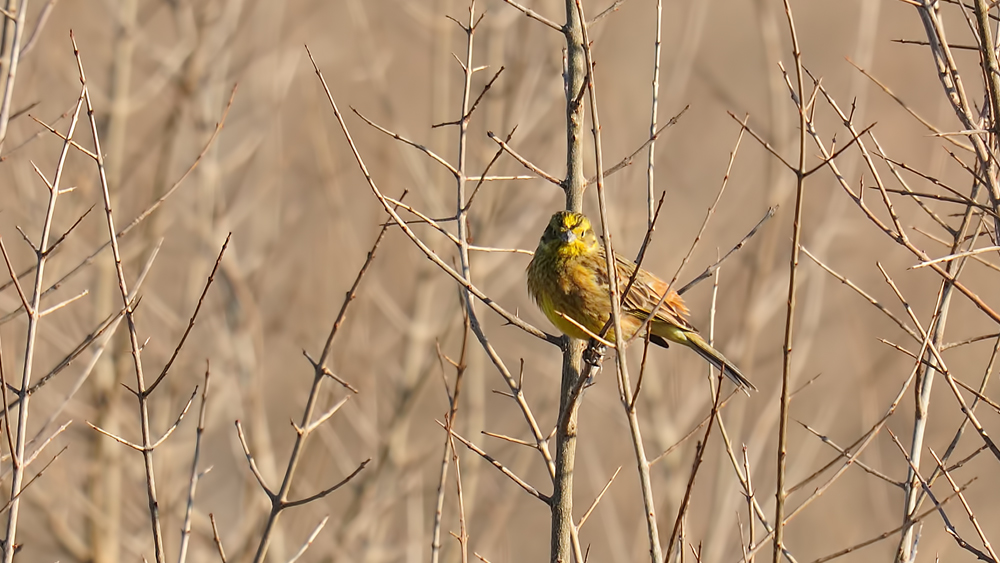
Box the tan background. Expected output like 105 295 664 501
0 0 996 561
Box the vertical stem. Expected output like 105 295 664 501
972 0 1000 239
551 338 585 563
72 33 168 563
0 0 27 154
434 3 477 562
251 371 326 563
775 1 805 561
177 368 210 563
572 1 662 560
974 0 1000 157
897 6 1000 560
91 3 137 559
551 2 587 562
563 0 586 212
456 5 474 282
896 173 984 563
2 86 84 563
646 0 662 228
429 440 450 563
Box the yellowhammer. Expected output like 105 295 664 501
526 210 756 393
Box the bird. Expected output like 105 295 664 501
526 210 756 393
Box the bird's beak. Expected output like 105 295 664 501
560 229 577 245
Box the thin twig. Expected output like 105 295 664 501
352 108 459 177
0 85 236 309
912 245 1000 269
628 115 749 344
677 207 776 295
177 365 212 563
929 448 999 562
498 0 563 31
209 514 227 563
76 30 169 560
147 234 229 396
808 479 975 563
307 46 563 502
796 420 902 487
286 516 329 563
487 131 563 186
887 429 996 562
445 422 550 503
774 3 808 558
665 376 723 562
574 1 662 560
1 47 84 563
577 466 621 529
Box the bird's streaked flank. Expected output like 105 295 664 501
526 210 756 394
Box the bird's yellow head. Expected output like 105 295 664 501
538 211 599 257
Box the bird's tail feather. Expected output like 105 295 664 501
685 332 756 394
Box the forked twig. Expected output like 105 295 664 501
178 366 213 563
928 448 998 562
677 207 776 295
307 48 563 512
498 0 563 31
808 478 975 563
145 235 230 396
444 422 550 504
887 429 997 563
774 4 810 556
1 42 85 563
573 2 662 560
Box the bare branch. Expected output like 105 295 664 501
286 516 329 563
497 0 563 31
282 460 370 509
145 234 230 396
445 422 550 504
235 420 274 499
487 131 563 187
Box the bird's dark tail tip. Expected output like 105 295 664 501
686 333 757 395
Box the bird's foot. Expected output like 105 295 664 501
583 343 606 368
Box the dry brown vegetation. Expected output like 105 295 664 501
0 0 998 562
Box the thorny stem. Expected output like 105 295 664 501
549 1 589 562
75 32 167 562
775 1 806 561
177 367 211 563
2 61 83 563
308 45 560 509
248 203 384 562
574 0 663 561
0 0 27 155
646 0 662 228
250 371 330 563
432 3 478 562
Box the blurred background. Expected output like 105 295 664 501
0 0 997 561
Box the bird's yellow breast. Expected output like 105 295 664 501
528 248 621 340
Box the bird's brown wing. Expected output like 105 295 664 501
611 252 698 332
